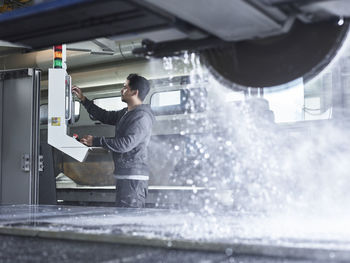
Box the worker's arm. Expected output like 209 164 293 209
92 112 152 153
72 85 125 125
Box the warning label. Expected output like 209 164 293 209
51 117 61 126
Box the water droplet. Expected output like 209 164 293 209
186 179 194 185
329 252 336 259
192 185 198 194
225 248 233 256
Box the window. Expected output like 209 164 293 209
303 72 333 121
93 97 125 111
90 96 125 120
150 88 207 116
264 78 304 123
151 90 181 107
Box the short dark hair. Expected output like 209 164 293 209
127 74 150 101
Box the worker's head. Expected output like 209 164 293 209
121 74 150 103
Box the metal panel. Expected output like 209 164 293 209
0 79 2 204
0 69 40 205
48 69 89 162
0 0 172 49
144 0 288 41
39 143 56 205
30 69 41 204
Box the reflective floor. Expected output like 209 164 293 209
0 205 350 262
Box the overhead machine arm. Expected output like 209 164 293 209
0 0 350 88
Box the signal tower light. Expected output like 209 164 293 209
53 45 63 68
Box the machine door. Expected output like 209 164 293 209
0 69 41 205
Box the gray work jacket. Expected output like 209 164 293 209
82 99 155 177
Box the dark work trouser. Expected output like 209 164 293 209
115 179 148 208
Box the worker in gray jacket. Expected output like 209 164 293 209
72 74 154 208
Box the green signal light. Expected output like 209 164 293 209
54 59 62 68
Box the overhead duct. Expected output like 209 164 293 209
0 40 143 73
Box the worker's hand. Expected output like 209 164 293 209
72 85 86 102
80 135 93 146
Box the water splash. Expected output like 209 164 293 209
152 42 350 229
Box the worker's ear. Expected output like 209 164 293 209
133 89 139 97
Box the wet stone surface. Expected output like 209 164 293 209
0 234 319 263
0 205 350 262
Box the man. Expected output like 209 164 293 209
72 74 154 208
